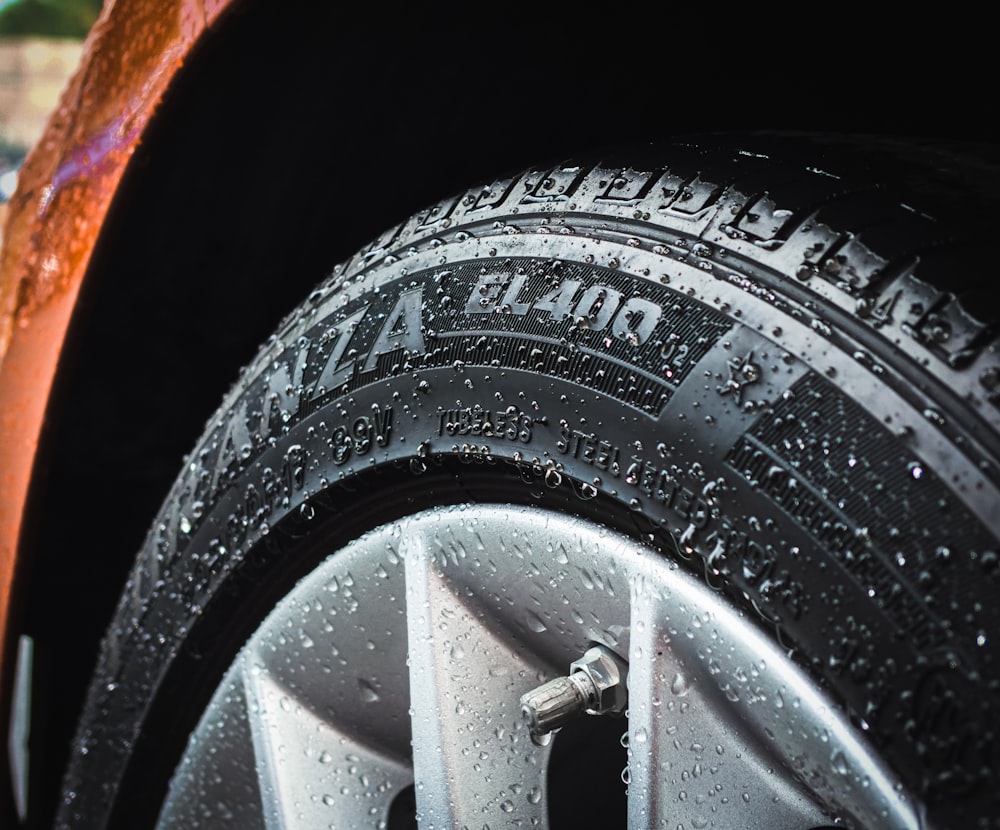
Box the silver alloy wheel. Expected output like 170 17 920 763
155 504 922 829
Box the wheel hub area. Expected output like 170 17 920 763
155 504 919 829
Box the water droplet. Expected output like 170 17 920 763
531 731 553 748
923 408 946 426
832 749 850 775
671 673 690 696
358 679 380 703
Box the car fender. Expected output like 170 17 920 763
0 0 235 779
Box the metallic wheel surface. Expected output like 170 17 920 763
155 504 921 829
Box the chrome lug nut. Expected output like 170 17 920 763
520 644 628 741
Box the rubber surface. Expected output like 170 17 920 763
59 135 1000 829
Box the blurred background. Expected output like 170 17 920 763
0 0 100 238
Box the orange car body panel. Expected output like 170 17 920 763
0 0 234 691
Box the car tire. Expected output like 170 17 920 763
58 134 1000 829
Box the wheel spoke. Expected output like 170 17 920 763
626 580 828 829
245 529 413 758
156 669 267 829
402 520 553 829
243 657 412 829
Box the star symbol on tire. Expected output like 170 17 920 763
717 350 761 403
